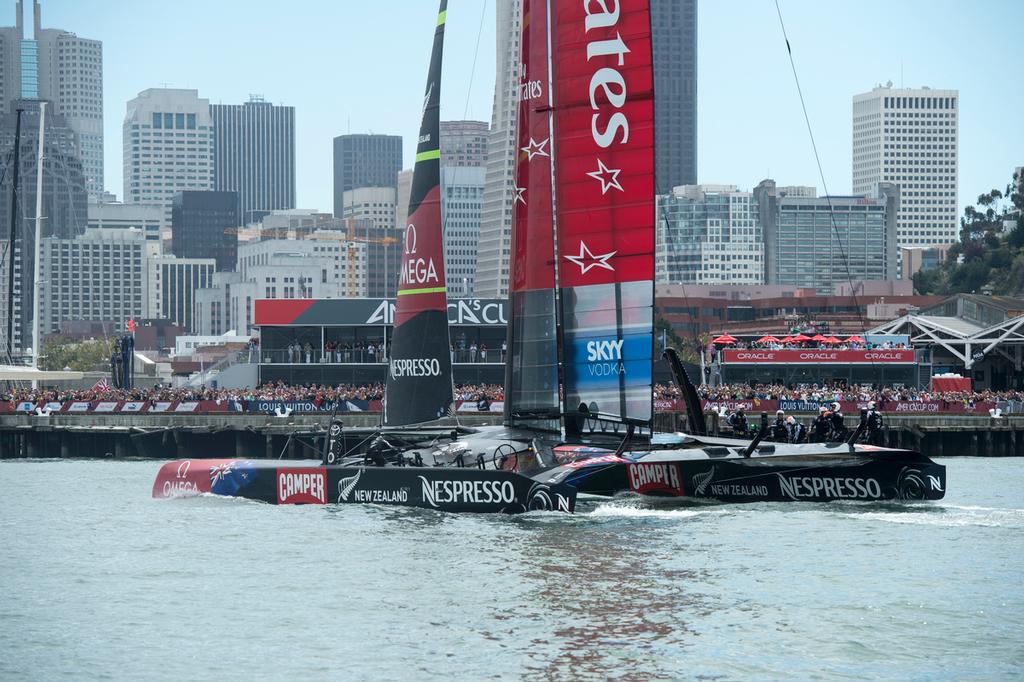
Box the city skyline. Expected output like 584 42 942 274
1 0 1020 220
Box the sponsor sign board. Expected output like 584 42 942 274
628 463 684 496
94 401 118 412
722 349 915 364
276 468 328 504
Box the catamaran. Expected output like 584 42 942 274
153 0 945 510
151 0 576 514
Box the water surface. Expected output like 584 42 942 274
1 458 1021 680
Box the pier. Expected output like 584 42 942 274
1 411 1021 459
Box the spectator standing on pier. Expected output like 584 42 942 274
480 343 487 363
470 342 478 363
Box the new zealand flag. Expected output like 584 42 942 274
209 461 258 496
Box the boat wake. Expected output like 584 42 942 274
838 503 1024 528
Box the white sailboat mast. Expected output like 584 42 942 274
30 101 46 386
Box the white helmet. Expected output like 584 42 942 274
832 402 841 411
868 400 876 409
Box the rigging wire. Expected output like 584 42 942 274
773 0 871 337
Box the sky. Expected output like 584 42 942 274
5 0 1022 216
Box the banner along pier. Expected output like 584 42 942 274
1 409 1021 459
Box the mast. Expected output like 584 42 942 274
31 101 46 384
5 109 23 361
383 0 452 427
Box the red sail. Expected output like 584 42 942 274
550 0 656 427
551 0 655 286
505 0 561 426
511 0 555 293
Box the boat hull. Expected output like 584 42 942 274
546 450 946 503
153 458 576 514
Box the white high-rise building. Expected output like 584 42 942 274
852 85 959 248
442 166 485 297
475 0 521 298
0 1 104 199
37 228 153 338
195 235 363 335
657 185 764 285
123 89 214 221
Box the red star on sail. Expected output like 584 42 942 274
586 158 624 194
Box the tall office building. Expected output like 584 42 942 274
147 255 216 333
38 228 150 337
0 1 104 199
87 199 164 243
123 88 214 219
442 166 485 297
756 179 900 294
475 0 521 298
440 120 489 168
657 185 763 285
852 85 958 248
210 96 296 221
0 99 88 352
651 0 698 193
332 133 402 217
342 186 398 298
170 190 240 271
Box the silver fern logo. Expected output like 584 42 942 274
692 466 715 496
337 469 363 502
422 81 434 118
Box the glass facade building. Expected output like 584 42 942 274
756 179 900 294
657 185 763 285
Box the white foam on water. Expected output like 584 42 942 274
852 506 1024 529
586 503 724 520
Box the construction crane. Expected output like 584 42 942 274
223 218 398 297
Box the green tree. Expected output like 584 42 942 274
39 336 114 372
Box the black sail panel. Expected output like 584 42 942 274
384 1 452 427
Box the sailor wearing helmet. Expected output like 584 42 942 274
829 401 846 441
785 415 806 443
811 406 831 442
772 409 789 442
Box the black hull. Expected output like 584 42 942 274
153 458 575 514
547 451 946 503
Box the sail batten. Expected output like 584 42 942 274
383 0 453 427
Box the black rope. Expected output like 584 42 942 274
773 0 878 376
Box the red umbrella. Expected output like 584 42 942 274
780 336 794 343
823 336 842 344
811 334 827 342
756 335 779 344
791 334 810 342
711 335 736 345
845 335 865 343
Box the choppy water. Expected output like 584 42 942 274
1 458 1022 681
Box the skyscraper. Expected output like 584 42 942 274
651 0 697 193
0 1 104 199
0 99 88 352
756 179 900 294
440 120 489 168
442 166 485 297
332 133 402 217
657 185 763 285
341 186 398 298
171 190 240 272
852 85 959 248
210 96 296 222
475 0 521 298
123 88 214 220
